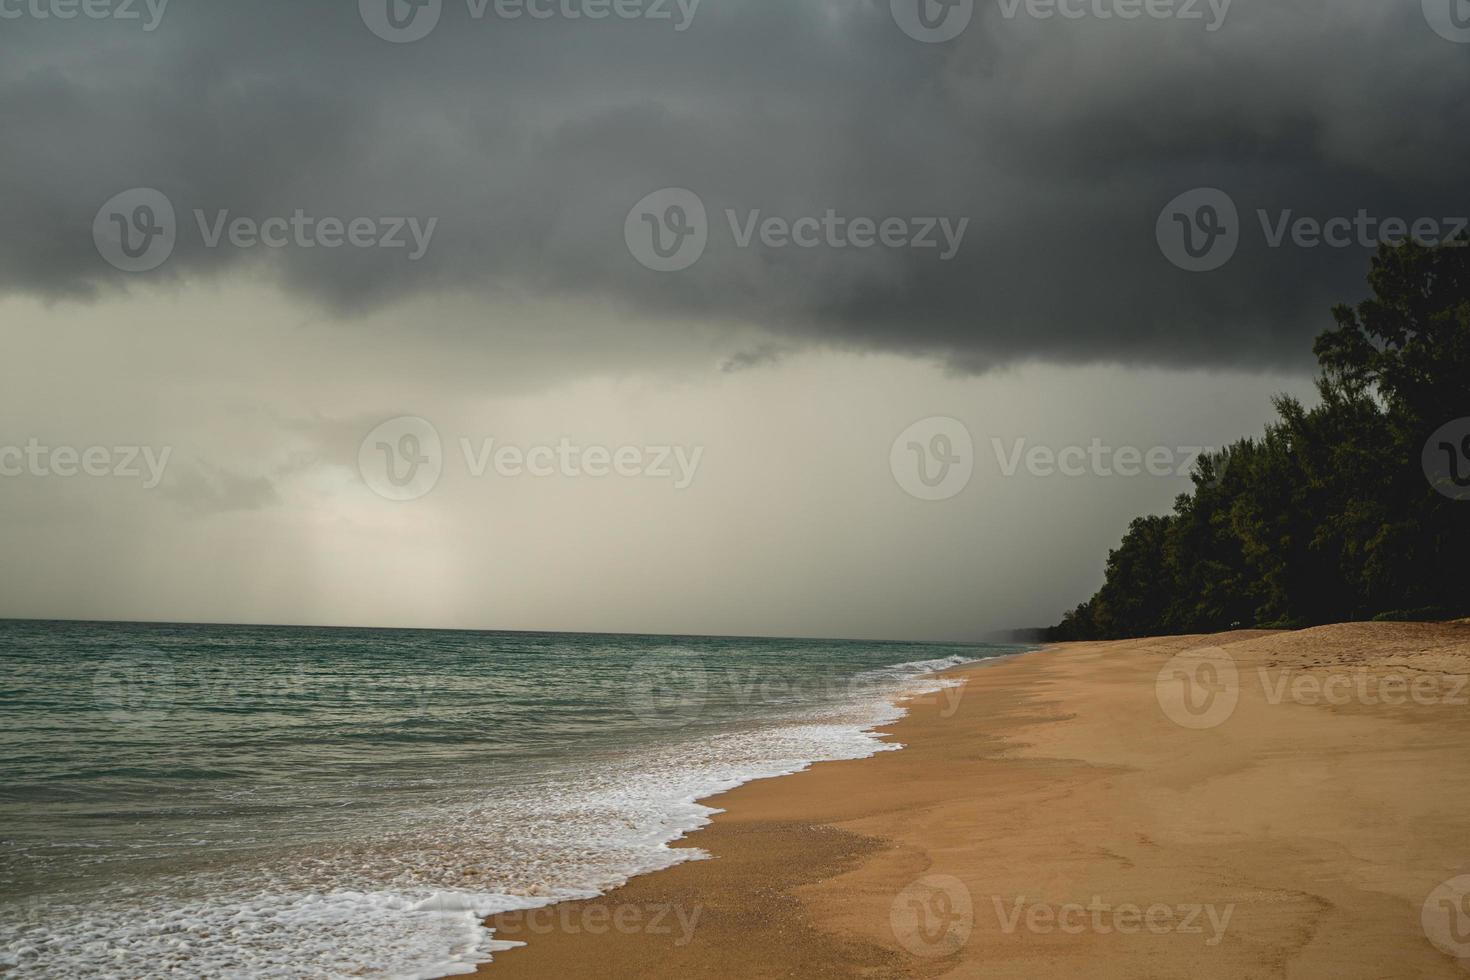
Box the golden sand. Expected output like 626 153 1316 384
478 623 1470 978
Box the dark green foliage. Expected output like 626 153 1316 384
1051 240 1470 640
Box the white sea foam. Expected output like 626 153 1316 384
0 654 983 978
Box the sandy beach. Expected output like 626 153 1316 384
480 622 1470 978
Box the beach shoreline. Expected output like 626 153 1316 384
475 622 1470 978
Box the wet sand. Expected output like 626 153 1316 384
478 623 1470 978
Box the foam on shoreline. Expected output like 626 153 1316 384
1 653 995 979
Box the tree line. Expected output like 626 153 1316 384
1050 239 1470 640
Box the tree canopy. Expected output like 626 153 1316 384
1051 239 1470 641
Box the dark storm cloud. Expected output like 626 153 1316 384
2 0 1467 371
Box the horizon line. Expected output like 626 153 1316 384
0 615 1035 648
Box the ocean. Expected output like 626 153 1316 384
0 620 1023 978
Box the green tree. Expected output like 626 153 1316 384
1051 239 1470 640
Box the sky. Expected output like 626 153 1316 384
1 0 1465 639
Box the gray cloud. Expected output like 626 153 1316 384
721 343 788 373
2 0 1466 373
160 462 280 515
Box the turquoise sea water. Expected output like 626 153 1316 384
0 620 1022 977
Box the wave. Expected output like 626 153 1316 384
1 651 1000 978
